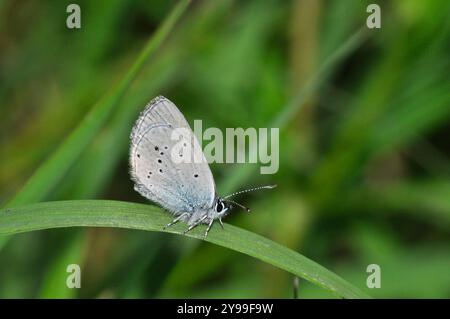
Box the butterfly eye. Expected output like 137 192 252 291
216 202 224 213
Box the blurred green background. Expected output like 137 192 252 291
0 0 449 298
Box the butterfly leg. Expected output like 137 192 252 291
218 217 224 229
183 215 207 235
163 213 189 230
204 219 215 239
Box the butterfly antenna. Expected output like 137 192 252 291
224 199 251 213
223 184 277 200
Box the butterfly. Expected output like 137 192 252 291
129 96 275 238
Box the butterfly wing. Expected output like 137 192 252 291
129 96 216 215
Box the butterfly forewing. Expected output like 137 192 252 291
129 96 216 215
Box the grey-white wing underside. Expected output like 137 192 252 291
129 96 216 215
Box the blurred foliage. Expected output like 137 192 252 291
0 0 449 298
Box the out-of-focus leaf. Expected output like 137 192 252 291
5 0 191 207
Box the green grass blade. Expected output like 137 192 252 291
346 180 450 226
6 0 191 207
220 28 368 194
271 28 368 129
0 200 371 299
39 231 87 298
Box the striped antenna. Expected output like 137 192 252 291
223 185 277 199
